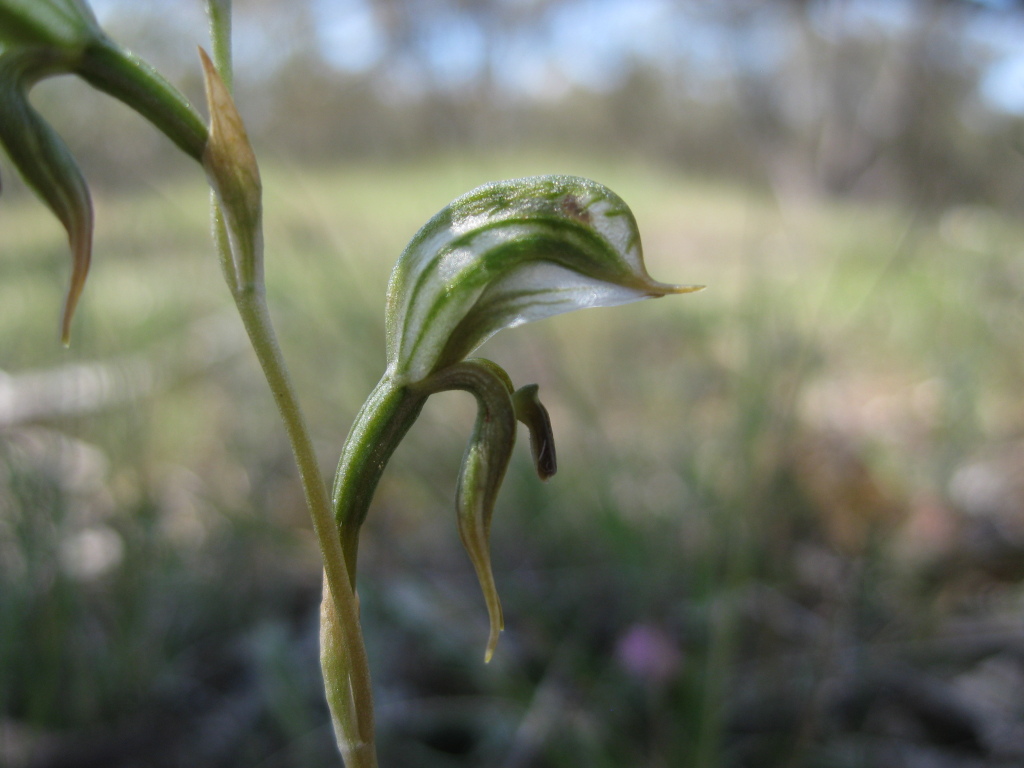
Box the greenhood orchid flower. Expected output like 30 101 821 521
330 175 701 663
0 0 207 342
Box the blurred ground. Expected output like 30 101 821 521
4 1 1024 766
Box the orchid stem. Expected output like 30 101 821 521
204 2 378 765
206 0 232 90
232 289 378 767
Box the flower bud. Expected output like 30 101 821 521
199 47 262 293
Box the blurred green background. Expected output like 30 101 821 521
3 1 1024 766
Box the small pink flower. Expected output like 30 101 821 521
616 623 682 685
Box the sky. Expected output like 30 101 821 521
89 0 1024 114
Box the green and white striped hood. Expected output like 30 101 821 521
384 175 700 384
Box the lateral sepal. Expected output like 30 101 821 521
418 358 518 662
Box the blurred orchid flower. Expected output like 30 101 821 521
0 0 207 342
332 175 701 660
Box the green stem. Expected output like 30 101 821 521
77 39 207 162
204 3 377 764
333 377 427 584
205 0 233 91
234 289 378 767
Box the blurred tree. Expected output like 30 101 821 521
8 0 1024 210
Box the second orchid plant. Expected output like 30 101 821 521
0 1 700 765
